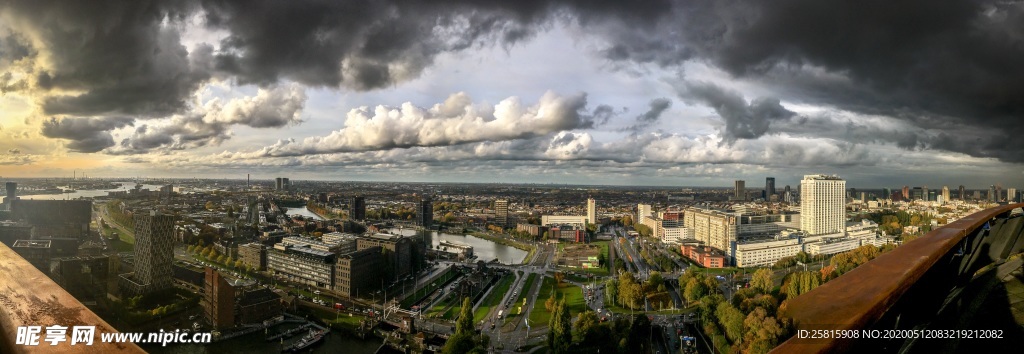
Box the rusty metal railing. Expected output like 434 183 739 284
773 203 1024 353
0 242 144 353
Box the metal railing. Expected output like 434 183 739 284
774 203 1024 353
0 242 144 353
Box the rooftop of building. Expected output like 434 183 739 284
802 174 844 181
239 287 280 306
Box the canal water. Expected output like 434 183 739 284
282 206 326 220
395 229 528 264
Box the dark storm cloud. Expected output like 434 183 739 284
0 1 208 117
639 0 1024 161
8 0 1024 168
40 116 135 153
620 98 672 133
637 98 672 123
198 0 673 90
679 82 794 143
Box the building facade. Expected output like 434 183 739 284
800 175 847 236
417 197 433 228
121 212 174 296
356 234 414 281
735 237 802 268
682 207 738 262
238 243 266 271
267 244 336 288
586 198 596 225
350 196 366 220
494 199 509 227
334 246 385 298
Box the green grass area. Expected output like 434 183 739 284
527 276 586 327
400 267 457 308
103 201 136 242
473 274 515 322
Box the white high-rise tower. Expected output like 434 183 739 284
586 198 596 225
800 174 847 236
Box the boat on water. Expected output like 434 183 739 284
283 328 326 352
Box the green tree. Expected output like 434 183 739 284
547 299 572 353
684 277 708 303
646 271 663 291
741 307 789 354
617 272 642 309
715 302 745 343
751 268 774 293
572 311 600 344
455 297 474 335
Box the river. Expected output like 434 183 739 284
395 229 528 264
282 205 326 220
17 182 179 200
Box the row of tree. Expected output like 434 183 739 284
685 268 792 354
604 271 670 310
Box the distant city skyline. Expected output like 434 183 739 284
3 1 1024 186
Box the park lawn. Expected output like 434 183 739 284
473 274 515 322
528 276 586 326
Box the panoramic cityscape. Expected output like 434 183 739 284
2 1 1024 354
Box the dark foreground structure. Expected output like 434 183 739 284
776 203 1024 353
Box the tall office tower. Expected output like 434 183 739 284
586 198 596 225
928 190 937 202
996 184 1003 201
883 188 892 200
902 186 910 199
275 178 283 191
282 178 290 191
417 197 434 228
495 199 509 227
1008 188 1017 203
800 174 847 236
637 204 652 221
3 181 15 206
923 186 929 201
942 186 950 204
989 185 996 202
766 177 776 198
127 211 174 295
734 180 746 201
860 192 866 203
959 185 966 200
912 187 924 200
350 196 366 220
203 267 235 330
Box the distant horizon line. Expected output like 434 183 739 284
0 176 1005 191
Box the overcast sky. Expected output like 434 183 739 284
2 0 1024 188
